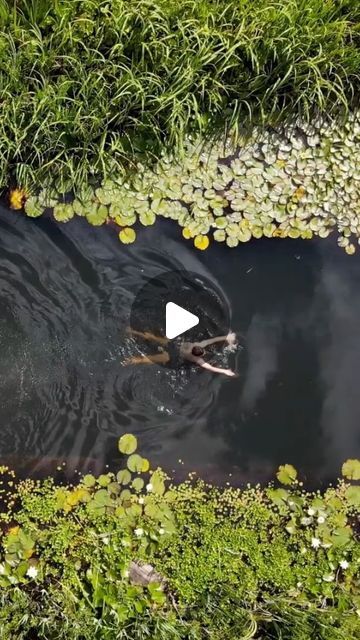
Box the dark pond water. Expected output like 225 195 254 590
0 204 360 486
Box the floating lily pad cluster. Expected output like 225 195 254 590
23 112 360 253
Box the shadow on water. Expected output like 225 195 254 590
0 204 359 487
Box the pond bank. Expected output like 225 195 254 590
0 435 359 640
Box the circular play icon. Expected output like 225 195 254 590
128 269 231 371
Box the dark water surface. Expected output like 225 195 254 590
0 205 359 486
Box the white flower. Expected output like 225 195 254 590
297 582 302 588
146 483 153 492
134 528 144 537
300 517 312 526
311 537 321 549
323 573 335 583
159 528 165 535
307 508 316 516
0 564 5 575
102 536 109 545
340 560 349 570
138 497 144 504
317 516 325 524
26 566 38 579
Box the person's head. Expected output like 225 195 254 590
192 345 205 357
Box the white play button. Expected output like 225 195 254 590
166 302 199 340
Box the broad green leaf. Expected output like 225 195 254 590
118 434 137 455
83 474 96 487
53 203 74 223
139 211 156 226
24 196 44 218
116 469 131 485
342 459 360 480
345 485 360 507
132 477 145 492
128 454 144 473
98 474 112 487
276 464 298 486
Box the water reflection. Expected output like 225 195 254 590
0 205 359 485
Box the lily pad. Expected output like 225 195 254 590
24 196 44 218
115 214 136 227
128 454 145 473
86 204 108 226
119 228 136 244
342 459 360 480
139 211 156 226
276 464 297 485
118 434 137 455
194 235 210 250
53 203 74 223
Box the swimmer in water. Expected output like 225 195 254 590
124 328 238 377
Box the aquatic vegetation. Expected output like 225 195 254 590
16 110 360 253
0 0 360 194
8 188 27 211
0 434 359 639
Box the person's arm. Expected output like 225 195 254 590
187 353 236 377
199 361 237 377
198 332 237 348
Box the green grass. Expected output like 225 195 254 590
0 0 360 191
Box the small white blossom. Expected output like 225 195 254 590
102 536 110 545
323 573 335 583
340 560 349 570
146 483 153 492
307 508 316 516
297 582 302 588
138 497 144 504
134 528 144 537
26 566 38 579
159 528 165 535
301 517 312 526
317 516 325 524
311 537 321 549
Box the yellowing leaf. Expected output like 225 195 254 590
293 186 306 200
194 234 210 250
119 227 136 244
182 227 192 239
9 188 27 210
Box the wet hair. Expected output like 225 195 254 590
192 345 205 357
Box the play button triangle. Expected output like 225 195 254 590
165 302 199 340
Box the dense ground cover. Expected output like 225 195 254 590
0 0 359 191
0 435 359 639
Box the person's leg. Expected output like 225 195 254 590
123 352 170 366
126 327 169 346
